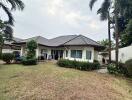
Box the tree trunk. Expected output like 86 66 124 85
108 12 111 63
0 45 2 59
114 2 119 67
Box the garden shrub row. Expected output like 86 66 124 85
21 57 37 65
57 59 100 71
107 63 129 77
1 52 37 65
125 59 132 76
107 59 132 77
2 53 15 64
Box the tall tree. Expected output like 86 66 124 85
0 0 25 25
0 20 13 55
98 39 115 51
120 19 132 47
0 0 24 56
89 0 124 67
113 0 132 47
89 0 112 63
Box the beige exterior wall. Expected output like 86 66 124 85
20 45 26 56
2 49 13 53
63 46 95 62
94 51 99 61
20 45 99 62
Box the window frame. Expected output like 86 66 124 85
71 50 82 59
66 50 68 57
86 50 92 60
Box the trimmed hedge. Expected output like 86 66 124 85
125 59 132 76
57 59 100 71
2 53 14 64
21 57 37 65
107 63 129 77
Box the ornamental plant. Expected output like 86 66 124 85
26 40 37 59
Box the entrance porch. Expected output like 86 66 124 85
51 50 64 60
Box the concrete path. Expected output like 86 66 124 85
96 68 108 74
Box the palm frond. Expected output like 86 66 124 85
6 0 25 10
97 0 111 20
3 25 13 41
89 0 97 10
0 2 14 25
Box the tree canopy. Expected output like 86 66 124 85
0 0 25 25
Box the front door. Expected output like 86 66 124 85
51 50 63 60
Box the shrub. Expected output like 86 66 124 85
125 59 132 76
107 63 129 77
21 40 38 66
57 59 69 67
21 57 37 65
26 40 37 59
0 53 2 60
93 60 100 69
57 59 100 71
107 63 118 74
2 53 14 64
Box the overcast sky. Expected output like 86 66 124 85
1 0 108 41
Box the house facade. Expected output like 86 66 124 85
2 37 22 54
15 35 104 62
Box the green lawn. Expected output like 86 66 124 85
0 61 132 100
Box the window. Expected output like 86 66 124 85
71 50 82 58
41 49 47 54
86 50 92 60
66 50 68 57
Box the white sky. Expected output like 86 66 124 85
1 0 108 41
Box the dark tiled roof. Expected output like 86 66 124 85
13 37 23 42
16 35 103 47
64 35 101 46
4 37 23 45
47 35 77 46
19 36 49 45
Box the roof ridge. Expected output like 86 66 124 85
79 35 88 45
50 35 77 40
63 35 80 46
80 35 100 45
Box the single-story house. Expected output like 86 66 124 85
14 35 104 62
2 37 22 53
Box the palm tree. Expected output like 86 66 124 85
89 0 122 67
0 0 25 25
89 0 132 67
89 0 112 63
0 20 13 55
0 0 24 57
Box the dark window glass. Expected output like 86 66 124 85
71 50 82 58
86 51 92 60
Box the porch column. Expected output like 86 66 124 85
83 49 86 61
91 49 94 62
63 50 65 59
47 49 51 59
36 47 39 58
20 46 24 56
68 49 71 59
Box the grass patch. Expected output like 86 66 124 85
0 62 132 100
